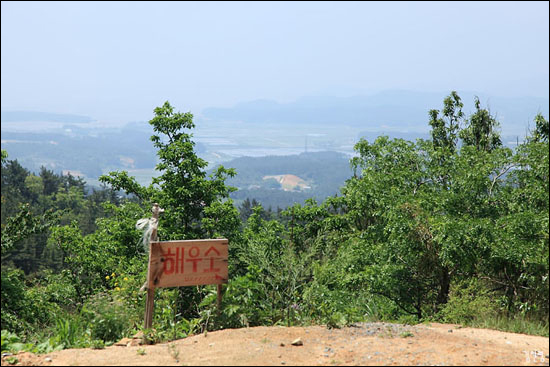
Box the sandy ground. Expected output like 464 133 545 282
2 323 549 366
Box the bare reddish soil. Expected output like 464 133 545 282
3 323 549 366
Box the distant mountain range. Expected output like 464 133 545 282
202 90 549 134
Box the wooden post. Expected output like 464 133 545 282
216 284 223 315
144 203 163 333
144 287 155 330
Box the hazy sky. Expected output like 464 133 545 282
1 1 549 123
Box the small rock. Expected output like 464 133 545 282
505 341 512 345
2 353 13 358
193 340 198 343
448 329 453 333
208 343 215 347
279 342 285 347
44 357 52 363
291 338 303 346
281 361 286 365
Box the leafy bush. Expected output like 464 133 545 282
81 293 130 343
437 279 499 323
209 267 271 329
1 267 66 335
52 317 86 349
1 330 25 353
1 268 29 333
150 288 198 342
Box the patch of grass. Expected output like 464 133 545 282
137 348 146 356
438 280 548 337
467 315 549 337
400 331 414 338
90 340 105 349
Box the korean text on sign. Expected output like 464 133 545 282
148 239 228 288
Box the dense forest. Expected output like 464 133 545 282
1 92 548 354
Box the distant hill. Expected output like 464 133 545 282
0 128 158 178
1 111 93 123
202 90 549 134
211 151 353 209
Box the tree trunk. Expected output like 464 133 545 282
436 267 451 310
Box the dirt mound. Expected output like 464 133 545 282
3 323 549 366
263 174 311 191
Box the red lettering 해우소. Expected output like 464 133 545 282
162 247 185 274
175 247 184 273
204 246 221 273
204 257 220 273
163 248 176 275
205 246 220 256
186 246 203 273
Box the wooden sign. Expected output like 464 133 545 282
146 239 228 288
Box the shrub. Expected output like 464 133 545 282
1 330 25 353
438 279 499 323
1 268 30 333
81 293 130 343
52 317 86 349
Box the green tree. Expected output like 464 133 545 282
99 101 241 320
48 202 147 303
314 93 547 322
39 167 63 196
428 90 464 155
100 101 238 241
459 97 502 152
530 113 549 143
